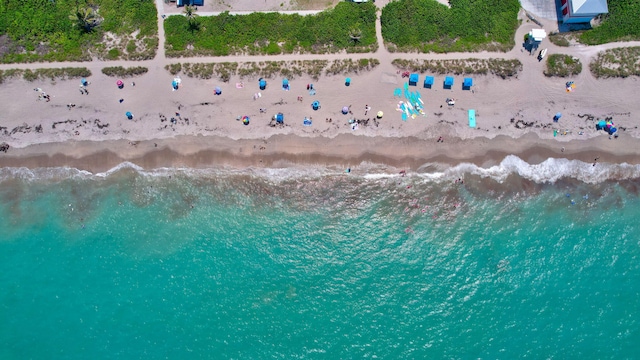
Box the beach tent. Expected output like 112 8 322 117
282 78 289 90
345 78 351 86
303 117 312 126
342 106 349 115
312 101 320 110
276 113 284 124
409 74 419 86
423 76 434 89
214 86 222 95
242 116 250 125
408 73 419 86
444 76 454 89
463 78 473 90
125 111 133 120
259 78 267 90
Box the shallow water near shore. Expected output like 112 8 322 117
1 160 639 358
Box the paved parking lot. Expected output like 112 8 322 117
520 0 560 21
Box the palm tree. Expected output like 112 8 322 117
349 27 362 43
69 6 101 33
183 5 200 31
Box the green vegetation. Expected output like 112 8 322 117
0 0 158 63
392 58 522 79
381 0 520 53
548 33 572 47
580 0 640 44
0 67 91 84
101 66 149 77
544 54 582 77
165 59 380 82
164 2 377 57
590 47 640 78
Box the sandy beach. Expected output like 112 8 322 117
1 3 640 172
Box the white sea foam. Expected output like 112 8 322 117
1 156 639 184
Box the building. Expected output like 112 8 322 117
561 0 608 24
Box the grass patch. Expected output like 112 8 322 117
590 47 640 78
392 58 522 79
548 33 572 47
544 54 582 77
580 0 640 44
381 0 520 53
164 2 377 57
0 67 91 83
165 59 380 82
101 66 149 77
0 0 157 63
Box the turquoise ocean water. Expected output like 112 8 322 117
1 156 639 358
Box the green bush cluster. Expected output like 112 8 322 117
392 58 522 79
548 33 572 47
590 47 640 78
544 54 582 77
0 0 157 63
165 59 381 82
0 67 91 83
580 0 640 44
381 0 520 53
164 2 377 57
101 66 149 77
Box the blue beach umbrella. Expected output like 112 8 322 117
345 78 351 86
312 101 320 110
126 111 133 120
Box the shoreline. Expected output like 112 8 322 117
1 133 638 174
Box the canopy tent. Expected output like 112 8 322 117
408 73 419 86
528 29 547 42
125 111 133 120
259 78 267 90
444 76 454 89
214 86 222 95
345 78 351 86
275 113 284 124
312 101 320 110
423 76 434 89
463 78 473 90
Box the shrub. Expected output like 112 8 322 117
392 58 522 79
381 0 520 53
164 2 377 57
590 47 640 78
102 66 149 77
580 0 640 44
544 54 582 77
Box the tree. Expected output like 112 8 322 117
69 6 102 33
349 26 363 43
183 5 200 31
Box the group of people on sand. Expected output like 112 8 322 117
34 88 50 102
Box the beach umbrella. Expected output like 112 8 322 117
377 111 383 119
553 112 562 122
312 101 320 110
342 106 349 114
345 77 351 86
242 116 250 125
259 78 267 90
81 78 88 86
125 111 133 120
117 80 124 88
214 86 222 95
172 80 179 90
